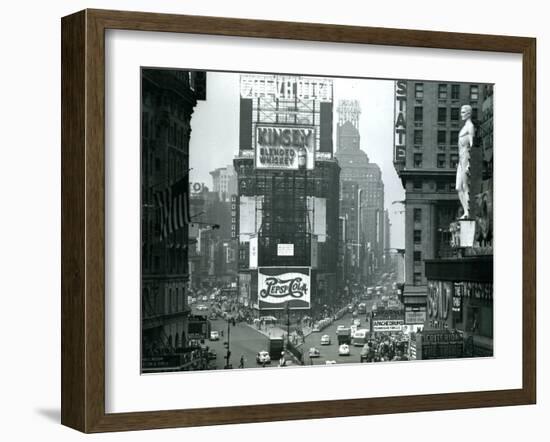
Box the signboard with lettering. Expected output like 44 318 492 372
394 80 407 163
258 267 311 310
405 307 427 325
277 243 294 256
240 74 333 102
373 319 404 332
415 330 464 360
255 125 315 170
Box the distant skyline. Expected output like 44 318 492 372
189 72 406 248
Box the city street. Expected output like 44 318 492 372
301 301 375 366
206 318 271 370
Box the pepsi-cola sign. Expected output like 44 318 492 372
258 267 311 310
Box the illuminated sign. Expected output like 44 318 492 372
405 307 427 325
277 244 294 256
394 80 407 163
240 74 333 102
255 125 315 170
373 319 404 332
258 267 311 310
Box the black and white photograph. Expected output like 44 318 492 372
140 69 494 373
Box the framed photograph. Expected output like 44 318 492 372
61 9 536 433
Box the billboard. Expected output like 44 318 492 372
240 75 333 102
394 80 407 163
255 125 315 170
373 319 404 332
258 267 311 310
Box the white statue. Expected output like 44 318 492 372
455 105 475 219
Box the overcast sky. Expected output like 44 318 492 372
189 72 405 248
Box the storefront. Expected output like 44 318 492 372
424 256 493 358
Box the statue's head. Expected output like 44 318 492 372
461 104 472 121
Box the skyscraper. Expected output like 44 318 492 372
335 100 385 285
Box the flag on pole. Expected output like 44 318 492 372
154 176 191 240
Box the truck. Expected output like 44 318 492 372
268 337 285 361
337 326 351 345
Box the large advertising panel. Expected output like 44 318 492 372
394 80 407 163
255 125 315 170
373 319 404 332
258 267 311 310
240 75 333 102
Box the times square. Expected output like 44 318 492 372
141 69 494 373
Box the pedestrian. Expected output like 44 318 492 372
239 355 245 369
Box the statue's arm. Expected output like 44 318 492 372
467 121 475 148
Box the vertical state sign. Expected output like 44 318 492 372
394 80 407 163
258 267 311 310
255 125 315 170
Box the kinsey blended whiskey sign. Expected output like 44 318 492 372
258 267 311 309
255 125 315 170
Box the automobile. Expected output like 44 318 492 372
308 347 321 358
209 330 219 341
339 344 350 356
256 351 271 364
350 325 358 337
325 360 337 365
196 304 208 311
207 350 217 361
320 334 331 345
337 325 346 332
353 318 361 327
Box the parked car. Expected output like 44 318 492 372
320 334 331 345
325 360 337 365
339 344 350 356
308 347 321 358
256 351 271 364
196 304 208 311
210 330 219 341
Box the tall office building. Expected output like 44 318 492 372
141 69 206 365
335 100 385 285
234 74 340 318
392 80 490 333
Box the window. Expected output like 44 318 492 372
472 107 479 121
451 107 460 121
436 181 447 192
414 106 423 122
450 154 459 168
470 85 479 101
450 131 459 146
415 83 424 99
414 230 422 244
413 272 422 285
437 130 447 145
414 251 422 261
451 84 460 100
437 107 447 123
413 180 422 191
437 153 446 168
413 208 422 223
414 130 423 145
438 84 448 99
413 153 423 168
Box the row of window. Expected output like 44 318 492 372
412 153 459 169
413 105 479 123
414 83 479 101
413 129 461 146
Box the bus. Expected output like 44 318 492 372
351 329 369 347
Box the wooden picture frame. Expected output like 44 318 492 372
61 8 536 433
